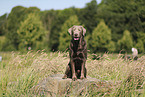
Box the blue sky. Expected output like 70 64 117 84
0 0 101 16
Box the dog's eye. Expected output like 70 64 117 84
73 28 76 30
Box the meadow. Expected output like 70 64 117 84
0 50 145 96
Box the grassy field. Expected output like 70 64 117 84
0 50 145 96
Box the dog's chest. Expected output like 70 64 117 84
73 51 84 59
70 41 86 60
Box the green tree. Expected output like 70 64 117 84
6 6 40 50
0 36 16 51
136 31 145 45
90 20 115 52
98 0 145 41
135 39 144 53
0 13 7 35
58 15 81 51
135 31 145 53
78 0 98 34
0 36 6 51
6 6 26 49
117 30 133 52
17 13 46 51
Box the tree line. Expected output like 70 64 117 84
0 0 145 53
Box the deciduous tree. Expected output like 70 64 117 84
117 30 133 52
17 13 46 51
90 20 115 52
135 39 144 53
6 6 40 50
78 0 98 34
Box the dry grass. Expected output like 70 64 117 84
0 51 145 96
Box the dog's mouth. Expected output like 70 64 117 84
74 37 80 40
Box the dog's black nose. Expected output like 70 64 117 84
74 34 78 37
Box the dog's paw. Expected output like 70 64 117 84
80 76 85 80
62 75 67 79
72 76 77 81
62 77 67 79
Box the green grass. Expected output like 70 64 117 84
0 51 145 96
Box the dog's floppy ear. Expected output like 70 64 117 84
81 26 86 36
68 27 73 35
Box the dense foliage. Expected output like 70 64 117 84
0 0 145 53
17 13 47 51
117 30 133 52
90 20 115 52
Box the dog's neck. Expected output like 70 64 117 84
72 37 83 52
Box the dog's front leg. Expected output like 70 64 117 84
80 59 86 80
71 59 77 81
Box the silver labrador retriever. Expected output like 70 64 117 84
62 25 87 81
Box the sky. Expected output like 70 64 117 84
0 0 101 16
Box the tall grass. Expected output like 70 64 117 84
0 51 145 96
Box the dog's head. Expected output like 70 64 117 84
68 25 86 41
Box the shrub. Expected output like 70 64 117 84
117 30 133 52
90 20 115 52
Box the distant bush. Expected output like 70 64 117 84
135 39 144 53
117 30 133 53
0 36 5 51
0 36 16 51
